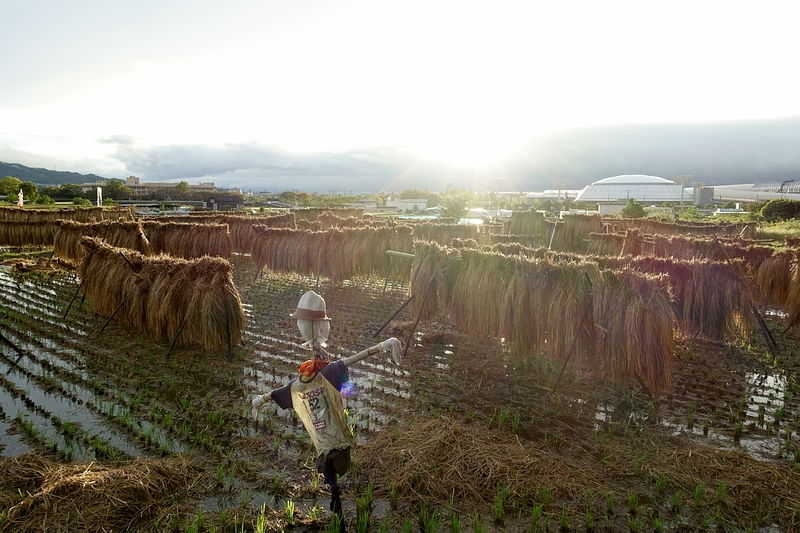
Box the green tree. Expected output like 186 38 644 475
296 192 313 207
620 198 647 218
747 201 766 221
36 195 55 205
104 179 132 200
399 188 440 207
760 199 800 222
399 189 428 199
59 183 86 200
439 188 474 221
39 185 61 198
174 181 191 197
279 191 298 205
20 181 39 203
72 197 92 207
677 206 706 221
0 176 22 197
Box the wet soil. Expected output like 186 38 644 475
0 248 798 531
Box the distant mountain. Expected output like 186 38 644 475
0 161 109 186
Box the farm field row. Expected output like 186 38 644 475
0 251 798 531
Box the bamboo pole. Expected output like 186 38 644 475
166 315 190 359
99 293 130 334
403 278 436 359
373 294 414 338
63 277 85 319
1 330 27 373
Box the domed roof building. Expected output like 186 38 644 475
575 174 692 204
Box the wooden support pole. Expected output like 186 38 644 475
403 278 435 360
226 305 233 363
1 330 27 374
373 294 414 338
383 256 393 293
166 315 190 359
548 218 558 249
99 293 130 334
63 277 85 319
118 251 135 271
0 331 24 357
385 250 415 259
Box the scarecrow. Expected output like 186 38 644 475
17 189 23 210
251 290 401 530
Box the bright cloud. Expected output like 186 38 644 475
1 0 799 188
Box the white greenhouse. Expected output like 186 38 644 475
575 175 693 204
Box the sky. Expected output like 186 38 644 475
2 0 800 193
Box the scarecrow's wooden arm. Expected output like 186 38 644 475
251 338 402 420
342 337 402 367
251 392 272 419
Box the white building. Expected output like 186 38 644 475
703 183 800 204
385 198 428 213
526 189 582 203
575 174 693 214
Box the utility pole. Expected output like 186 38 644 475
674 175 693 210
554 183 565 201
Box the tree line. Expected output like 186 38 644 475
0 176 216 206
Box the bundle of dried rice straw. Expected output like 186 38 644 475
0 452 203 533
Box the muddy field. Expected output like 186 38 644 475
0 249 798 532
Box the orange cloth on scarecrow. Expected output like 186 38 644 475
299 358 329 377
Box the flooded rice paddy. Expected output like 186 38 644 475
0 252 799 531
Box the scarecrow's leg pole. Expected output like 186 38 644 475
315 272 320 290
326 463 344 531
63 278 85 319
403 278 435 360
99 293 130 334
166 315 190 359
373 294 414 338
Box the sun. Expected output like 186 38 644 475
405 126 527 169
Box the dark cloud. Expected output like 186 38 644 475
99 134 137 146
508 116 800 188
103 115 800 193
109 141 508 193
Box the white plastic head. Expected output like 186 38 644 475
297 318 330 347
291 291 331 347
